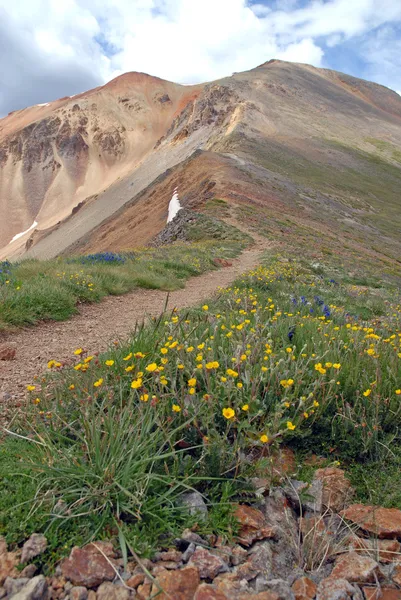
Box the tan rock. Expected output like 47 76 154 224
137 582 152 600
126 573 145 588
60 542 117 588
393 563 401 586
314 468 354 512
350 538 401 563
316 577 357 600
330 551 379 583
21 533 47 564
188 548 228 579
0 537 20 585
362 588 401 600
96 582 131 599
151 565 200 600
341 505 401 539
158 549 182 562
234 505 276 546
194 583 229 599
237 594 280 600
87 592 96 600
292 576 317 600
70 587 88 600
213 572 247 597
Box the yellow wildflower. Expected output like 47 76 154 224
363 389 371 397
287 421 296 430
94 378 103 388
140 394 149 402
146 363 158 372
74 348 83 356
172 404 181 412
160 348 168 355
123 353 133 361
222 407 235 420
131 378 143 389
260 434 269 443
188 378 197 387
105 360 114 367
69 384 75 390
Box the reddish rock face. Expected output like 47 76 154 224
60 542 117 588
194 584 229 599
350 537 401 563
362 588 401 600
314 468 354 512
188 548 228 579
151 565 200 600
292 576 318 600
316 577 358 600
330 551 379 583
234 505 276 546
341 505 401 539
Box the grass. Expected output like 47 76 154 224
1 251 400 569
0 215 248 331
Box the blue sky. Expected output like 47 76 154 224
1 0 401 116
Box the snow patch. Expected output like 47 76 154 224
9 221 38 243
37 103 49 107
167 188 182 223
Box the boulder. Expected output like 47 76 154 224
341 505 401 539
61 542 117 588
21 534 48 564
151 565 200 600
234 505 276 546
316 578 361 600
330 552 379 583
349 538 401 563
292 576 318 600
188 548 228 579
194 584 229 599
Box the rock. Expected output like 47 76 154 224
180 530 206 546
182 543 196 563
0 588 6 599
264 579 295 600
213 258 233 268
330 552 379 583
285 479 323 513
11 575 48 600
180 492 208 520
235 541 272 581
194 583 229 599
292 577 318 600
349 538 401 563
96 582 131 599
137 582 152 599
314 468 354 512
4 577 30 596
152 565 200 599
189 548 228 579
316 578 360 600
156 549 183 562
126 572 145 588
341 505 401 539
21 534 48 564
231 546 248 566
0 537 20 584
238 594 280 600
234 505 276 547
70 586 88 600
60 542 117 587
213 572 249 597
362 589 401 600
272 447 297 479
393 563 401 585
20 564 38 578
0 345 16 361
87 592 96 600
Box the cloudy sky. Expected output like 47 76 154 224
1 0 401 116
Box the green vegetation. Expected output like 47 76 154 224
1 253 400 566
0 215 248 331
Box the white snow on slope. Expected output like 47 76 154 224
9 221 38 243
167 188 182 222
37 103 50 107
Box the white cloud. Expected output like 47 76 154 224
1 0 401 115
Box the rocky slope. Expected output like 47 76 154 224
1 60 401 261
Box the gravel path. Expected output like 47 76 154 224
0 227 271 426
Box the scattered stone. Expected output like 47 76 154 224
137 582 152 600
180 530 206 546
292 576 318 600
182 543 196 563
341 505 401 539
0 345 16 361
180 491 208 520
20 564 38 579
126 572 145 588
231 545 248 566
314 468 354 512
349 538 401 563
264 578 295 600
4 577 30 596
21 534 48 564
189 548 229 579
235 541 272 581
213 572 248 597
96 582 131 599
330 552 379 583
316 578 360 600
70 586 89 600
238 594 280 600
151 565 200 600
0 537 20 584
234 505 276 547
11 575 48 600
393 563 401 586
194 583 229 599
61 542 117 588
157 549 183 562
362 588 401 600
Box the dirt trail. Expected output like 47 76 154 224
1 220 273 423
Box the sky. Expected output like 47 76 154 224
1 0 401 117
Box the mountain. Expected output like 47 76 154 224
1 60 401 269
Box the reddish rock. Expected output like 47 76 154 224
0 346 16 361
126 573 145 589
314 468 354 512
189 548 228 579
60 542 117 588
350 538 401 563
292 576 317 600
70 587 88 600
137 582 152 600
0 537 19 585
362 588 401 600
151 565 200 600
231 545 248 566
158 549 182 562
330 551 379 583
213 572 247 597
213 258 232 268
300 516 326 536
393 564 401 586
238 593 280 600
194 584 229 599
316 578 357 600
341 505 401 539
234 505 276 546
